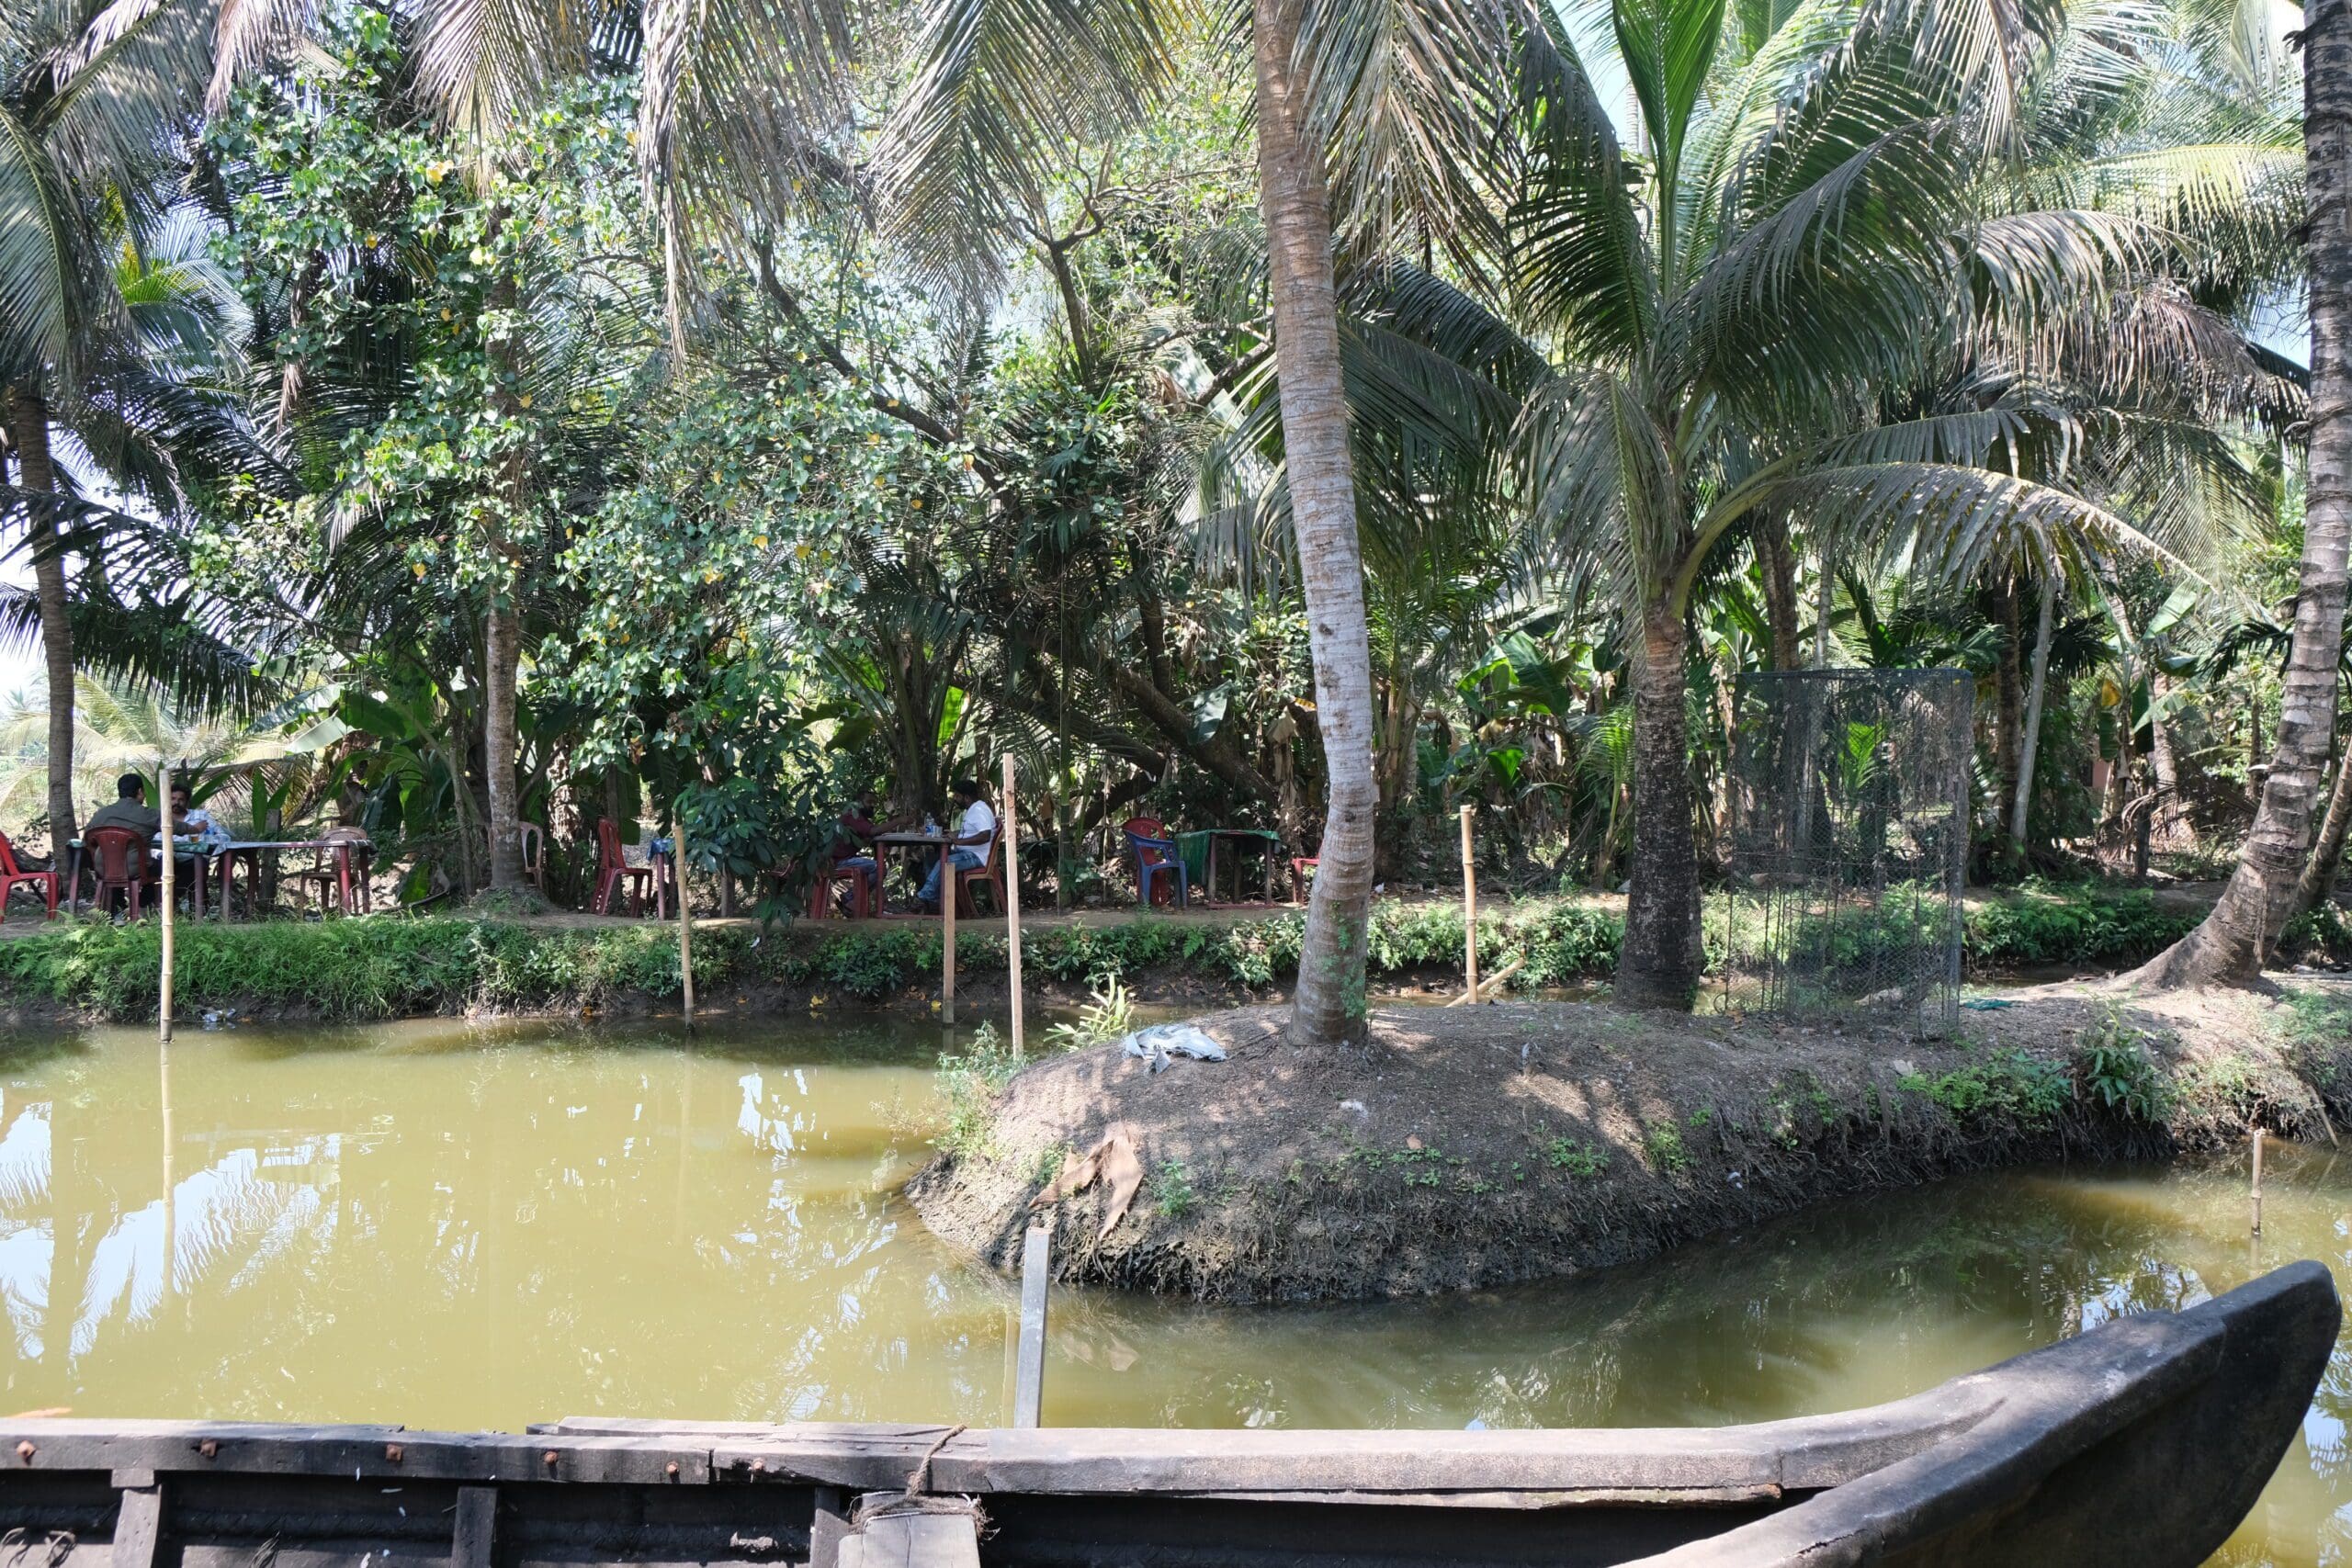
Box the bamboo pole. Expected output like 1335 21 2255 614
1446 958 1524 1007
942 820 957 1028
2251 1127 2265 1235
158 758 175 1043
1003 756 1024 1059
1460 805 1477 1002
675 800 695 1032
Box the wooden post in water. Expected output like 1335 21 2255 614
942 822 957 1027
1460 805 1477 1004
158 758 175 1043
2252 1127 2265 1235
1004 756 1023 1059
1013 1220 1050 1427
675 800 695 1032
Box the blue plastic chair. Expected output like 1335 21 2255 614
1123 817 1188 909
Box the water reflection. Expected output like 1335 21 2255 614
0 1014 2343 1565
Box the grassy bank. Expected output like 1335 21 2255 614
912 983 2352 1302
0 882 2341 1024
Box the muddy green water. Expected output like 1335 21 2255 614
0 1014 2343 1563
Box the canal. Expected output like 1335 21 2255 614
0 1013 2338 1563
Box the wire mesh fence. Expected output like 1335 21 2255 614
1719 668 1973 1035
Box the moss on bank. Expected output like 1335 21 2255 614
910 982 2352 1302
0 881 2339 1023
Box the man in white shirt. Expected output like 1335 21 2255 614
920 778 998 912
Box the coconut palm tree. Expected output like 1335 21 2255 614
2132 0 2350 982
1 0 227 852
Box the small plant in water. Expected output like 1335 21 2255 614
1045 974 1136 1051
936 1021 1022 1159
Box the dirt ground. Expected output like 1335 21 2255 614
908 982 2348 1303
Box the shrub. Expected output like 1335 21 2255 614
2074 1012 2171 1122
1544 1136 1606 1177
1901 1049 2073 1130
1642 1120 1690 1174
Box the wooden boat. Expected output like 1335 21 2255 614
0 1261 2332 1568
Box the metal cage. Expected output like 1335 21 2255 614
1719 668 1973 1034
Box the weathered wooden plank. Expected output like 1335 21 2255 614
808 1485 850 1568
109 1484 162 1568
846 1512 980 1568
0 1426 710 1488
449 1485 495 1568
1012 1226 1049 1429
1124 1485 1783 1512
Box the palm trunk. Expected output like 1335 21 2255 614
1755 514 1801 671
2149 672 2184 844
482 201 527 894
2137 0 2351 984
1994 580 2023 829
2290 735 2352 920
1255 0 1376 1044
6 387 76 851
484 599 525 888
1617 597 1703 1008
2010 578 2056 856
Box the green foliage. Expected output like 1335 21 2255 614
936 1021 1023 1160
1545 1136 1607 1177
1043 975 1137 1050
1963 885 2200 969
1642 1120 1690 1174
1901 1050 2074 1130
2073 1012 2172 1122
1148 1158 1197 1219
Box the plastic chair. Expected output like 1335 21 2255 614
87 828 154 919
1291 857 1318 904
806 860 874 920
593 818 654 916
294 829 373 914
0 830 58 921
952 826 1006 919
519 823 546 892
1123 817 1187 909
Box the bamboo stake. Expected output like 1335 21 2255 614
1460 805 1477 1002
1447 958 1525 1007
158 759 174 1043
942 818 957 1028
675 801 695 1032
1003 756 1023 1060
2251 1127 2265 1235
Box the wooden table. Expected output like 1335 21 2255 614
868 831 955 915
1185 829 1283 907
215 839 372 919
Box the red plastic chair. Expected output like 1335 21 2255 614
593 818 654 916
1122 817 1186 908
1291 857 1318 904
806 860 874 920
0 830 58 921
294 829 373 914
952 824 1006 919
87 828 155 919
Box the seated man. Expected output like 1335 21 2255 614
919 779 996 913
831 796 897 902
85 773 162 839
